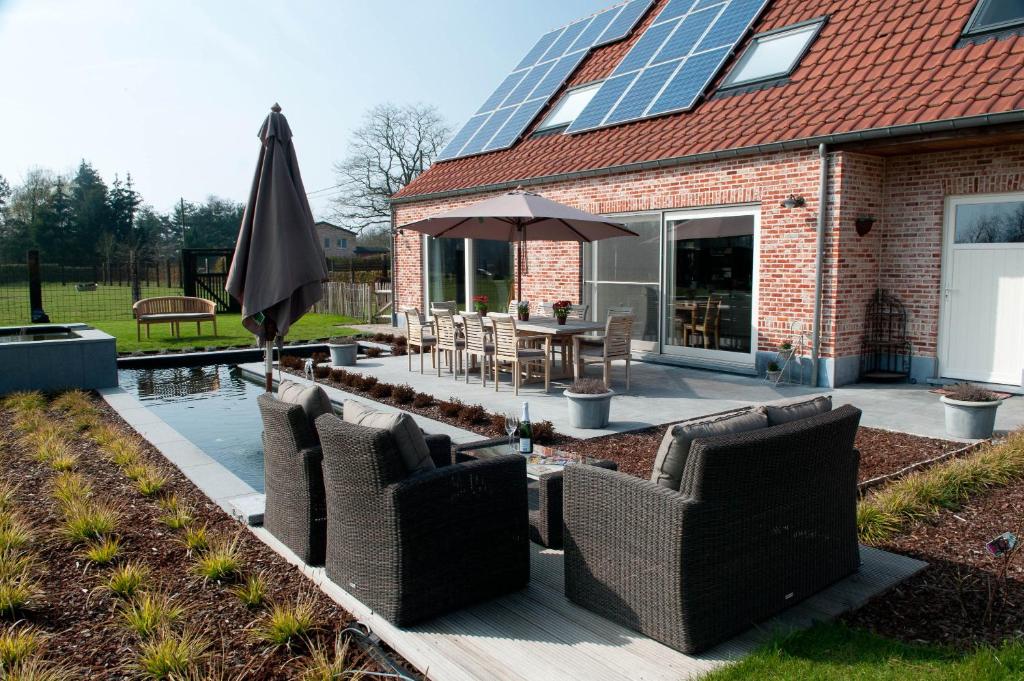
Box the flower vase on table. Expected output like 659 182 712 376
552 300 571 325
517 301 530 322
472 295 489 316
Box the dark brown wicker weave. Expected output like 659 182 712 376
455 438 617 548
564 404 862 654
258 394 455 567
316 414 529 626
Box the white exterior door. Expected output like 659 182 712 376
940 194 1024 386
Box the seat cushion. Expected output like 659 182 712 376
277 380 333 430
578 335 606 346
342 400 435 476
516 348 546 358
140 312 212 321
651 408 768 491
763 394 832 426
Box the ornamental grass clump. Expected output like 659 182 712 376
48 449 78 473
157 496 192 530
193 536 241 582
84 536 121 565
0 482 17 514
119 592 186 639
0 658 74 681
252 598 317 648
0 622 44 668
568 378 609 394
135 469 169 498
298 636 367 681
181 525 209 554
106 561 151 599
51 472 92 508
231 572 268 609
858 430 1024 544
133 628 209 679
106 437 143 469
59 500 117 544
2 392 45 416
0 512 34 554
0 552 38 582
0 572 40 615
50 390 95 418
946 382 1000 402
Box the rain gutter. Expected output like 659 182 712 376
390 110 1024 205
811 143 828 388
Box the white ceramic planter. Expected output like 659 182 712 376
328 343 357 367
940 395 1001 439
565 389 613 429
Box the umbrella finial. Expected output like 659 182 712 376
271 102 282 113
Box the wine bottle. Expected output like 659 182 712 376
518 402 533 454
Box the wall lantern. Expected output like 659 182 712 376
780 194 806 209
855 215 875 237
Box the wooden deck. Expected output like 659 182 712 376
253 529 925 681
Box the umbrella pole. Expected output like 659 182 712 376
517 242 522 301
264 339 273 392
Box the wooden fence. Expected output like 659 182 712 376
313 282 393 323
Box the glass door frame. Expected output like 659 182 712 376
582 211 662 353
660 204 761 367
422 235 474 312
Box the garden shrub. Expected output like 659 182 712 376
314 365 331 380
412 393 434 409
329 368 349 383
364 347 382 359
457 404 488 425
369 383 393 399
391 384 415 405
357 375 378 391
437 398 464 418
532 420 556 444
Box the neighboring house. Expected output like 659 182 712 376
314 221 356 259
392 0 1024 389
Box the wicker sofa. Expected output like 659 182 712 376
315 413 530 626
257 394 452 566
563 404 862 654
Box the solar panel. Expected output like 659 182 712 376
566 0 768 134
436 0 655 162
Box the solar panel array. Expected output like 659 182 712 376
436 0 655 162
566 0 768 133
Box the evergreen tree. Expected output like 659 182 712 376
68 160 110 265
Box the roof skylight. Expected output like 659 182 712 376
719 18 825 91
963 0 1024 37
537 83 602 131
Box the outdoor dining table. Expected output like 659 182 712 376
451 314 606 379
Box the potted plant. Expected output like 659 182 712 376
472 294 489 316
517 300 530 322
766 362 782 383
940 382 1003 439
326 336 357 366
552 300 572 325
778 341 794 360
564 378 613 429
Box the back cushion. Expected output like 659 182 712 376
764 394 832 426
651 408 768 491
343 400 435 476
277 380 333 430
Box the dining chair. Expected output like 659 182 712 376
461 312 494 386
535 301 552 317
574 314 634 389
682 298 721 349
402 308 436 373
607 306 633 316
506 300 519 314
430 300 457 315
568 304 588 319
433 309 465 378
491 313 549 395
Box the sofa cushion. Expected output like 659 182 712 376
342 400 435 476
764 394 832 426
651 408 768 491
277 380 333 429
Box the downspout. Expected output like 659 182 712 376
390 209 398 327
810 143 828 387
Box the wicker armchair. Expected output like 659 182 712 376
315 414 529 626
564 405 862 654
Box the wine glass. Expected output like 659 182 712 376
504 412 519 453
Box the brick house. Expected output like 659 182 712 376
391 0 1024 388
314 221 356 259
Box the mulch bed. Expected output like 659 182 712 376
844 482 1024 649
557 424 964 484
0 397 409 679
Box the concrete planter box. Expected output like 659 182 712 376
327 342 357 367
940 395 1002 439
0 323 117 393
564 389 613 429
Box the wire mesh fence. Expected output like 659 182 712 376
0 258 182 325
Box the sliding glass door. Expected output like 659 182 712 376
425 237 464 307
582 214 660 352
663 206 758 364
424 237 513 312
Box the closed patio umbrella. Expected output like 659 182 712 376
400 189 637 299
226 103 328 391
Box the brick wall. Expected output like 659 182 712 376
880 143 1024 360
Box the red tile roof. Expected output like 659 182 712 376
395 0 1024 201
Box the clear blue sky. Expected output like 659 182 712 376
0 0 612 220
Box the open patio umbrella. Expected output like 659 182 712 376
400 189 637 300
226 103 328 391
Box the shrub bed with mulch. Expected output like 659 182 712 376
0 390 402 679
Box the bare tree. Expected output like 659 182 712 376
329 103 450 233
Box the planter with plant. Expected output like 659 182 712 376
517 301 530 322
778 341 794 360
552 300 572 325
940 382 1003 439
472 295 489 316
766 362 782 383
326 337 357 367
564 378 613 429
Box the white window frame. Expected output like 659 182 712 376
537 82 602 131
719 17 826 91
962 0 1024 37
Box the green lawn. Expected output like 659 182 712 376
706 623 1024 680
0 282 182 325
92 313 361 353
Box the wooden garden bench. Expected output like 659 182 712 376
133 296 217 340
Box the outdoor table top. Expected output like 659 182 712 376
459 441 611 480
452 314 606 336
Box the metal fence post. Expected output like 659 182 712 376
27 250 49 323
